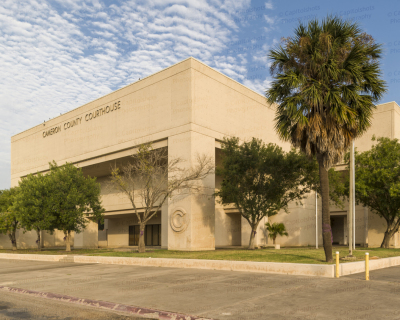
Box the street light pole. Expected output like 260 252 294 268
316 191 318 249
352 140 356 250
349 140 355 255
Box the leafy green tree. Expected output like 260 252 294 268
0 188 20 251
47 162 105 252
265 222 289 245
215 137 317 249
14 173 56 251
335 137 400 248
266 16 386 261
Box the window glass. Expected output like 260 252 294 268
98 220 105 231
129 224 161 246
152 225 159 246
128 226 135 246
146 225 152 246
134 225 140 246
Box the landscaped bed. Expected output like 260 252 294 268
1 247 399 264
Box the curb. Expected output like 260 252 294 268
339 255 400 276
0 285 213 320
0 253 334 277
3 253 400 278
74 255 335 277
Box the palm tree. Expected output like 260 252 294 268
265 222 288 245
266 16 386 262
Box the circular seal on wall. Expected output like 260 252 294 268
170 208 189 233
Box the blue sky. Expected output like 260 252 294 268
1 0 399 189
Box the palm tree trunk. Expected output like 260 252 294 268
318 156 333 262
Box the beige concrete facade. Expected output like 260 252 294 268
5 57 400 250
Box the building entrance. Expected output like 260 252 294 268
129 224 161 246
330 215 346 245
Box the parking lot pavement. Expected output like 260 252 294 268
345 264 400 283
0 289 150 320
1 259 400 319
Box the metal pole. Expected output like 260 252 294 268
336 251 340 278
364 207 368 247
352 140 356 250
316 191 318 249
349 141 354 256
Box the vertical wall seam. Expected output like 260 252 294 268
392 109 395 139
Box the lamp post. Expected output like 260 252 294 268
349 140 355 255
352 140 356 250
316 191 318 249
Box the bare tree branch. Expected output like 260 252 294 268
107 143 214 252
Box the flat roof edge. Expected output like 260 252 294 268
11 57 194 139
189 57 268 102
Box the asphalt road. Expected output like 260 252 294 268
0 289 150 320
1 258 400 319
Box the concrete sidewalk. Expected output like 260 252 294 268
1 259 399 319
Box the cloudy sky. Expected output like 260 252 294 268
1 0 399 189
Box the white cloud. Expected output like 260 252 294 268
0 0 274 189
243 77 271 94
264 15 275 24
265 1 273 10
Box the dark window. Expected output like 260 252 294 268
152 225 159 246
98 220 104 231
129 225 140 246
129 224 161 246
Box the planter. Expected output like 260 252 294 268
275 244 280 250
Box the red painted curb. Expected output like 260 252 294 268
0 286 214 320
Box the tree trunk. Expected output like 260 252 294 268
381 219 400 248
317 156 333 263
8 231 17 251
248 222 259 250
66 231 71 252
138 223 146 253
36 229 41 251
380 227 396 248
273 237 276 245
381 231 392 248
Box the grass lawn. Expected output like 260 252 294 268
1 246 399 264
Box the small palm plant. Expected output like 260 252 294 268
266 222 289 245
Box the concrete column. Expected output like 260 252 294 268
258 216 268 246
241 215 251 247
98 219 108 248
74 230 84 248
74 219 99 249
161 202 168 249
107 217 129 248
167 131 215 251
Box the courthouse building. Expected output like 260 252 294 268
3 57 400 250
